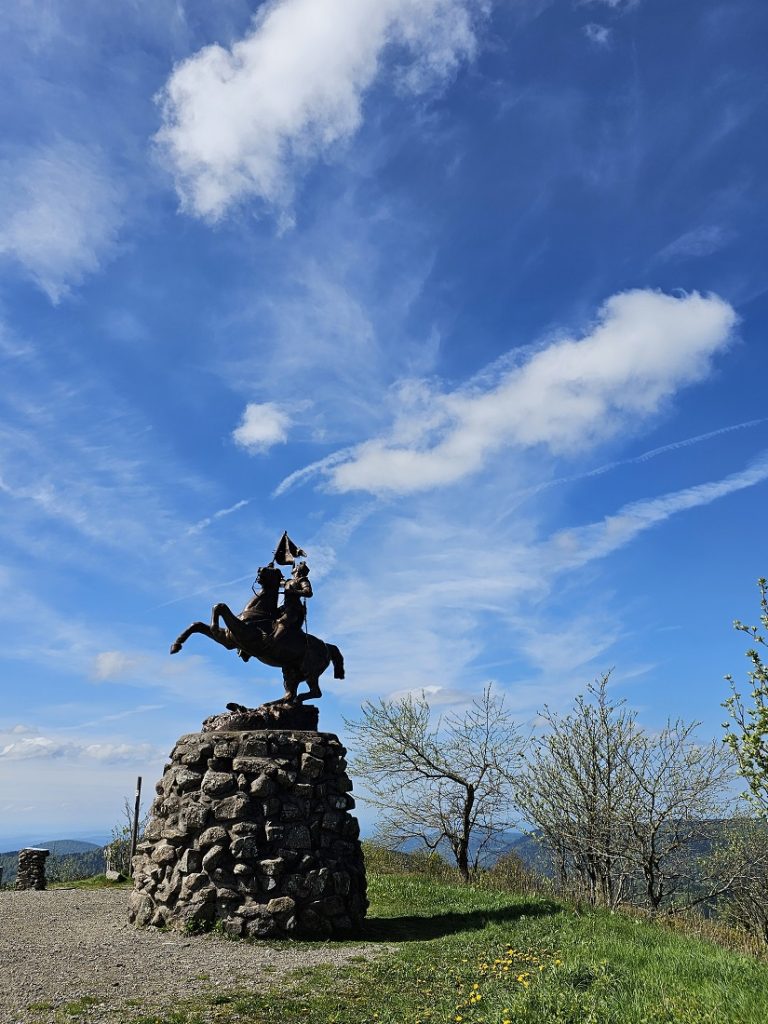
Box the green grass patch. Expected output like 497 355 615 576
59 995 100 1017
49 874 131 890
121 873 768 1023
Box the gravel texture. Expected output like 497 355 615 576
0 887 382 1023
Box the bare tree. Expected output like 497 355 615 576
623 721 735 912
516 674 639 908
346 686 524 882
709 817 768 944
105 796 149 877
517 674 734 912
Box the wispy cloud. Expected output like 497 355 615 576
313 449 768 711
0 140 123 302
583 23 611 46
544 452 768 572
156 0 485 219
284 290 737 496
0 734 160 763
186 499 252 537
506 417 767 512
655 224 734 263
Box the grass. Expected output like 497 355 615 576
124 871 768 1024
48 873 131 890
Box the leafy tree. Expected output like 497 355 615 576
346 686 524 882
723 577 768 815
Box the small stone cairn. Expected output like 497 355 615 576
16 848 50 890
129 714 367 937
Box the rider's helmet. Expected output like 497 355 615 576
293 561 310 576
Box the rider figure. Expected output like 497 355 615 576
272 561 312 644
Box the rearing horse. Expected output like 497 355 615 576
169 566 344 703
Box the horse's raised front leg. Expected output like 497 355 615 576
170 621 235 655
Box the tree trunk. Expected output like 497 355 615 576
457 783 475 883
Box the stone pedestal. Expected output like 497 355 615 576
16 848 49 890
128 730 367 937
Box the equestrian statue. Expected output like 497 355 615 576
170 532 344 704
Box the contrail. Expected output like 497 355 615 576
498 417 767 522
185 498 251 536
153 573 257 610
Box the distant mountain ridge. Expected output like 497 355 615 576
32 839 104 856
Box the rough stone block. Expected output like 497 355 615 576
214 794 251 820
250 773 275 796
201 770 236 798
199 826 228 847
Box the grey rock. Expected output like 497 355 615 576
250 773 275 796
214 793 251 820
201 770 236 798
152 843 177 866
178 849 202 874
301 753 325 774
201 844 226 872
230 836 260 860
199 826 228 847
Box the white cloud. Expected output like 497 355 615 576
656 225 733 263
0 141 123 302
298 289 737 495
0 735 159 763
91 651 140 681
232 402 291 452
584 23 611 46
156 0 482 219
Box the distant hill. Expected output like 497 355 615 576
32 839 103 856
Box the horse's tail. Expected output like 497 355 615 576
327 643 345 680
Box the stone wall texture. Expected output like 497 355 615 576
128 730 367 938
16 848 49 890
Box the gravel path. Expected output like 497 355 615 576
0 888 384 1023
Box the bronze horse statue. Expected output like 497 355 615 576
169 565 344 703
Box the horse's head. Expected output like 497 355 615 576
256 564 284 591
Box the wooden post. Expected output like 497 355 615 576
129 775 142 877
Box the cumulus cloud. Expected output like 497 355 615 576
156 0 482 219
296 289 736 495
0 141 123 302
232 402 291 452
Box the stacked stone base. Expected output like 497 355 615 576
128 730 367 938
16 848 49 890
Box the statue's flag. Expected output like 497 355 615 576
273 531 307 565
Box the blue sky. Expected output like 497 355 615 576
1 0 767 848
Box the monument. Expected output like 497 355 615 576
128 533 367 937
